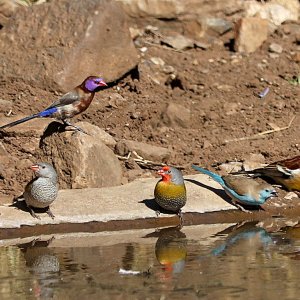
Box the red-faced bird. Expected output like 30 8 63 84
154 166 187 221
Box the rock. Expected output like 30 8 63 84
204 17 233 35
160 103 190 128
162 34 195 51
117 0 197 19
291 52 300 63
0 0 139 92
150 57 165 66
0 116 50 137
234 17 269 53
0 99 12 113
269 43 283 54
244 0 299 26
0 141 7 156
40 122 122 189
202 139 212 149
284 192 299 200
115 139 171 162
117 0 242 20
218 162 243 173
127 169 144 182
106 93 127 109
216 84 234 92
77 122 117 148
129 26 143 40
243 153 266 171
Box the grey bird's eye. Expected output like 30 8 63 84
42 166 46 169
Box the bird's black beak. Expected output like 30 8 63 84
271 191 278 197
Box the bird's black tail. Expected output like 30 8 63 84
0 113 40 130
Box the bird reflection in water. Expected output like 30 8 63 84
210 222 274 256
18 237 60 299
154 226 187 279
281 222 300 260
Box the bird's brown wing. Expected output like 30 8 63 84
46 90 80 109
222 175 256 196
276 156 300 170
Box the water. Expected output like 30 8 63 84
0 220 300 299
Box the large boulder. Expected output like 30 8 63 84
0 0 139 92
40 122 123 189
234 17 269 53
116 0 241 19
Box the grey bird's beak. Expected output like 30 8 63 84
30 165 39 172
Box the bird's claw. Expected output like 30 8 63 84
28 207 41 220
177 210 184 228
233 202 251 213
63 120 88 135
46 208 55 219
155 210 160 217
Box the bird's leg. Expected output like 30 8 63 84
46 207 55 219
63 119 88 135
231 201 250 213
155 210 161 217
28 206 41 220
177 209 184 228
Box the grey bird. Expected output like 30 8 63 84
24 162 58 219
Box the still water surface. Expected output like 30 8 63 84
0 220 300 299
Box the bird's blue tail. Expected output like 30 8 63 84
191 165 224 185
0 114 40 129
0 107 58 130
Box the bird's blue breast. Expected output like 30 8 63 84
38 107 58 117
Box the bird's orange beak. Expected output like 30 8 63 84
157 169 165 176
30 165 39 172
98 79 107 87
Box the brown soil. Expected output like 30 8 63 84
0 14 299 201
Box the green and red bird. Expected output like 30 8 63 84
154 166 187 222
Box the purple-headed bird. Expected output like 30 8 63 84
0 76 107 133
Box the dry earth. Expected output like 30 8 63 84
0 0 299 203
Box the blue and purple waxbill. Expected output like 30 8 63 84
192 165 277 211
0 76 107 133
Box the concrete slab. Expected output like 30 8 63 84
0 174 235 229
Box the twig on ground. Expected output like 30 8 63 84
116 151 184 169
225 115 296 143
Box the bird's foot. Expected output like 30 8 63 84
233 202 251 213
31 237 41 246
155 210 160 217
28 207 41 220
177 210 184 228
46 208 55 219
63 120 88 135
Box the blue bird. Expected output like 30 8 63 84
210 226 273 256
192 165 277 210
0 76 107 133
